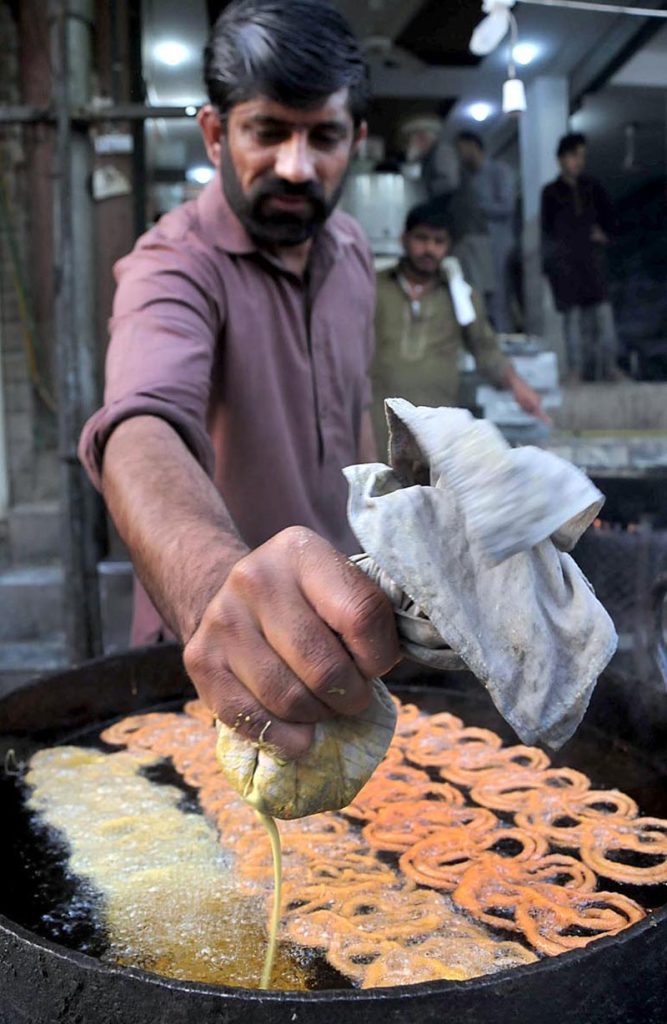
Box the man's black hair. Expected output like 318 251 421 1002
456 130 484 151
557 132 586 158
405 201 451 234
204 0 370 124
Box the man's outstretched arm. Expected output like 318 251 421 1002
102 415 400 759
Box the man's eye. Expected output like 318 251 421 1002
310 131 344 150
254 128 286 145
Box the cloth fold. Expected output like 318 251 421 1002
344 399 617 749
442 256 476 327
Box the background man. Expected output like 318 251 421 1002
541 132 621 381
456 131 516 333
79 0 400 760
403 114 494 304
372 202 546 451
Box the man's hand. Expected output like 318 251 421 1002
507 372 552 425
184 527 401 760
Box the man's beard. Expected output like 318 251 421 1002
403 254 440 281
220 142 347 248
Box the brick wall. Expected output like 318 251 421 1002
0 2 42 509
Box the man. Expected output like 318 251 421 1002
456 131 516 333
403 115 494 305
372 203 545 450
541 133 620 381
79 0 400 761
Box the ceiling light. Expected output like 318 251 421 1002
186 166 214 185
154 41 190 67
468 102 493 123
503 77 527 113
512 41 539 66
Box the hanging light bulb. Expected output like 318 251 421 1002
470 0 517 56
503 77 527 113
502 13 527 115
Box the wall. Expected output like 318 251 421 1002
0 2 39 512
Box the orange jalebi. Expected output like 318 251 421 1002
399 827 549 891
363 801 497 853
98 694 664 988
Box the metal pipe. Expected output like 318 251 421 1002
50 0 103 663
520 0 667 18
128 0 147 237
0 104 200 125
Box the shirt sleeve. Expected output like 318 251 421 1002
78 233 224 490
461 289 510 388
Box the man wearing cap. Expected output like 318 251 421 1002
372 202 546 450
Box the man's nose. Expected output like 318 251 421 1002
274 132 316 183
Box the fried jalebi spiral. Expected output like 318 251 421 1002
469 767 590 814
362 945 469 987
363 801 498 853
579 816 667 885
516 788 639 848
399 827 549 891
98 695 665 988
100 712 185 748
437 744 552 788
336 886 459 942
405 724 502 769
515 887 645 957
452 855 644 952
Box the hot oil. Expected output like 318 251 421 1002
7 743 348 991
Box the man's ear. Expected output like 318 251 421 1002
197 104 224 167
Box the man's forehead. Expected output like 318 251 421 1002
229 89 353 126
411 226 448 237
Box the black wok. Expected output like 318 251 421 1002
0 645 666 1024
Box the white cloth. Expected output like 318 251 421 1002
344 399 617 749
442 257 476 327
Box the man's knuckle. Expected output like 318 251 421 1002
309 655 348 695
348 587 393 635
226 557 266 597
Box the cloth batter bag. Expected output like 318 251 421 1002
345 398 617 751
216 681 396 820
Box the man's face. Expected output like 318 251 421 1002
457 139 482 170
559 144 586 179
402 225 450 277
199 89 362 246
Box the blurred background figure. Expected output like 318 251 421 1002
402 115 495 308
541 132 622 382
372 202 545 452
456 131 516 333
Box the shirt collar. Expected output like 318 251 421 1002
195 171 351 266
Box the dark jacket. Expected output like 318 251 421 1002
541 174 615 310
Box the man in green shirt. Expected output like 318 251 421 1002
372 202 546 449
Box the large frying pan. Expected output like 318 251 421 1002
1 645 666 1024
